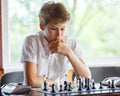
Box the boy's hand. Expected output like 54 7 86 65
48 37 70 56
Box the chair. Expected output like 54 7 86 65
90 67 120 82
0 71 24 87
67 67 120 83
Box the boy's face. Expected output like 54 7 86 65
42 21 67 42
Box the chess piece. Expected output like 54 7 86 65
64 81 68 91
54 78 60 91
99 82 103 89
42 75 48 91
84 78 87 88
107 81 111 88
91 79 96 89
91 82 96 89
111 80 115 88
86 78 91 90
59 85 63 92
68 83 72 91
78 78 82 91
81 77 85 89
43 80 48 91
51 84 55 93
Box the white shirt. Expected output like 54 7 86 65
21 31 82 80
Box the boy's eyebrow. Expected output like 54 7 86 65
47 24 66 28
47 25 56 27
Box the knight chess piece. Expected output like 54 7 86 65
64 81 68 91
68 83 72 91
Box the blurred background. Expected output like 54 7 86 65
2 0 120 67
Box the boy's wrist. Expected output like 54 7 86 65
66 48 73 57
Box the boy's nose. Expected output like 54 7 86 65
57 30 61 37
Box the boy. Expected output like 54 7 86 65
21 1 91 88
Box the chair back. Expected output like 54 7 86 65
0 71 24 87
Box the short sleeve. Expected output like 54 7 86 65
20 36 38 64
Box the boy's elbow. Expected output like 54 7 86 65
26 78 40 88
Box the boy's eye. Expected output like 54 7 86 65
51 28 56 30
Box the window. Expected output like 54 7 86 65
2 0 120 72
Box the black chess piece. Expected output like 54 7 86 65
99 82 103 89
85 78 87 88
111 80 115 88
64 81 68 91
59 85 63 92
78 78 82 91
51 84 55 93
68 83 72 91
107 81 111 88
43 80 47 91
86 78 91 90
92 82 96 89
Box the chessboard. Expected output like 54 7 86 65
32 77 120 95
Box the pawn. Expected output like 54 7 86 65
91 82 96 89
59 85 63 92
99 82 103 89
43 80 48 91
51 84 55 93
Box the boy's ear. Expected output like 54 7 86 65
40 23 44 31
